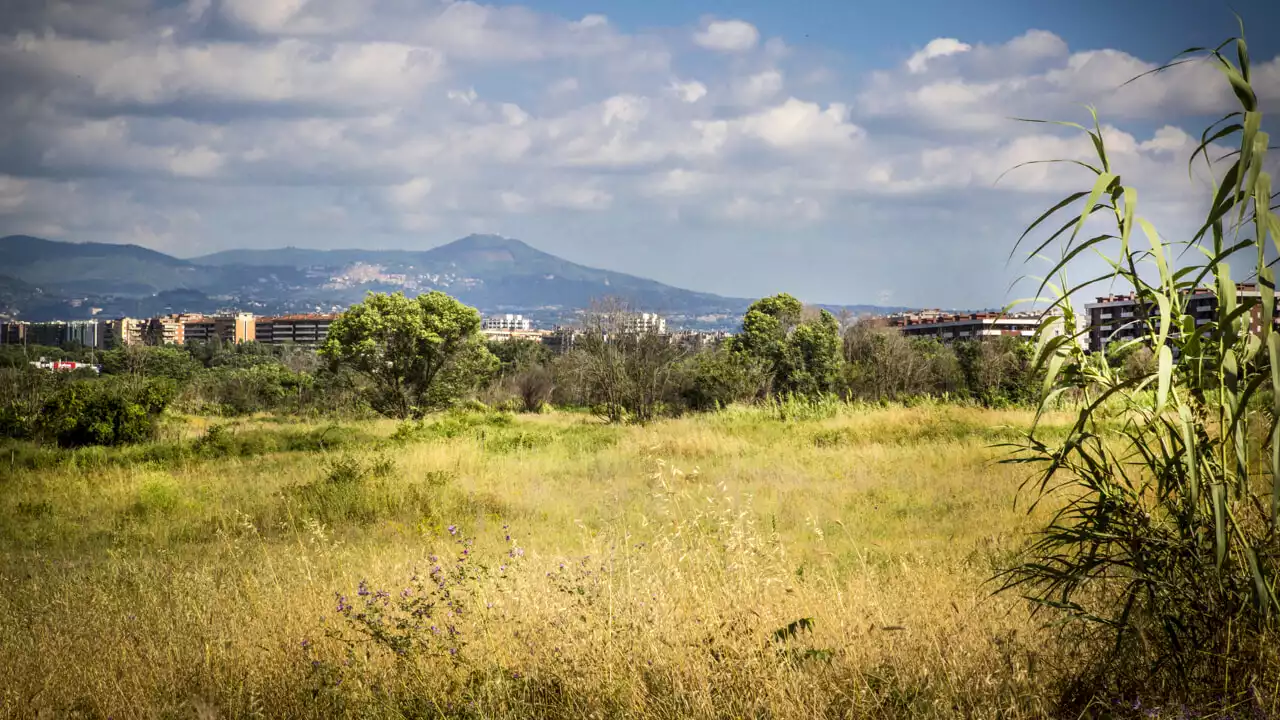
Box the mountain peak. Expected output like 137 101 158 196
440 234 532 252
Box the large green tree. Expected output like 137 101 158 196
733 293 841 397
320 291 497 418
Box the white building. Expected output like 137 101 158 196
483 314 533 331
626 312 666 335
65 320 103 348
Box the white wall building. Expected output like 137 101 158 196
483 314 533 331
626 313 666 334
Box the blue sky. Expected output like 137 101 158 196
1 0 1277 309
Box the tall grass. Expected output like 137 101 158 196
1004 24 1280 708
1 405 1076 718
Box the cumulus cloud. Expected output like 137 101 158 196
670 79 708 103
906 38 972 74
733 70 784 105
0 0 1274 307
693 19 759 53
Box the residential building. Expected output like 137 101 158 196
1084 284 1280 353
26 321 68 347
482 314 533 331
1 321 27 345
255 314 336 345
145 314 200 345
481 328 549 343
887 309 1061 344
184 313 256 344
670 330 734 351
101 318 144 348
541 327 580 353
625 313 667 334
65 320 102 348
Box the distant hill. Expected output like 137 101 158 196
1 235 201 294
2 234 905 328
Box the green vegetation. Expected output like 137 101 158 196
321 291 498 418
4 23 1273 720
1001 26 1280 708
1 404 1077 719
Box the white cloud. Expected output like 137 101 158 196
6 34 446 108
549 77 580 95
220 0 310 33
388 177 433 208
733 70 784 105
693 19 759 53
0 176 28 214
671 79 708 103
906 38 972 74
1 0 1275 308
736 98 863 150
644 169 710 197
542 184 612 210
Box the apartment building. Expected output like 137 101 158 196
670 330 734 351
481 328 548 343
0 321 26 345
1084 284 1280 352
101 318 144 348
255 314 336 345
482 314 534 331
24 321 68 347
183 313 256 344
65 320 102 348
625 313 666 334
888 309 1060 344
144 314 201 345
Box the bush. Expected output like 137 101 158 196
100 345 201 382
513 365 555 413
678 346 768 411
181 364 314 416
36 377 176 447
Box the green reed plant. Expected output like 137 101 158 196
1001 24 1280 699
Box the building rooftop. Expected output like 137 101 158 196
257 313 338 322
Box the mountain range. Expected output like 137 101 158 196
0 234 906 329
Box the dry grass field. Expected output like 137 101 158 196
0 403 1083 718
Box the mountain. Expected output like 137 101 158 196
1 235 201 294
1 234 905 328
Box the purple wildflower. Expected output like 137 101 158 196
447 524 458 536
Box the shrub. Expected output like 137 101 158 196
37 377 176 447
182 364 314 416
678 346 768 412
100 345 200 382
513 365 555 413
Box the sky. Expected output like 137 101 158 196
1 0 1279 309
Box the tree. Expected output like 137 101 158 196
678 345 769 411
100 345 201 382
954 337 1035 407
842 319 960 401
320 291 497 418
561 298 686 423
487 338 552 376
732 293 841 398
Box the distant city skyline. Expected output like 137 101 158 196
1 0 1277 308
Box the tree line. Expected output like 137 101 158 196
0 289 1043 445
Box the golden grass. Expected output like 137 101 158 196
0 405 1076 718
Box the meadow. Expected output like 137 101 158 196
0 402 1101 719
